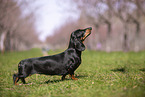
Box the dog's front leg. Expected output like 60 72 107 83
61 74 67 80
69 74 78 80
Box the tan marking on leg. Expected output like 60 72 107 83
15 77 19 85
69 74 78 80
69 74 71 77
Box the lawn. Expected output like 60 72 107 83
0 48 145 97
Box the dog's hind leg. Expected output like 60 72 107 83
13 73 19 85
13 63 28 85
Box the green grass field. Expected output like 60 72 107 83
0 48 145 97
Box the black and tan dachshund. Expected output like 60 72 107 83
13 27 92 85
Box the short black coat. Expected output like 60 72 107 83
13 27 92 85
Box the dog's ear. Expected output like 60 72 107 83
71 32 85 51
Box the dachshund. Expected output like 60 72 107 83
13 27 92 85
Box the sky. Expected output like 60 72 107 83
21 0 80 41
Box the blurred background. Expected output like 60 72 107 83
0 0 145 53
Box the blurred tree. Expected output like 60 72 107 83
46 21 79 49
111 0 145 51
111 0 131 51
73 0 145 51
127 0 145 51
46 0 145 51
0 0 39 54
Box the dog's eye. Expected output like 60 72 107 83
81 31 85 35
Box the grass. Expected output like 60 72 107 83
0 48 145 97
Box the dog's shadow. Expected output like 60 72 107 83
76 75 88 78
139 68 145 72
45 79 64 84
111 67 126 73
44 75 88 84
111 68 145 73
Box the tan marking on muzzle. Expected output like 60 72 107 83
81 29 91 41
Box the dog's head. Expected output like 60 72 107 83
69 27 92 51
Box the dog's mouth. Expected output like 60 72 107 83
81 27 92 42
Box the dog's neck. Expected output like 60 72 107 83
68 40 75 49
68 41 82 56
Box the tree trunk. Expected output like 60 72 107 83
105 21 112 52
134 20 140 52
106 21 111 37
0 31 7 54
5 31 11 51
123 23 129 52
